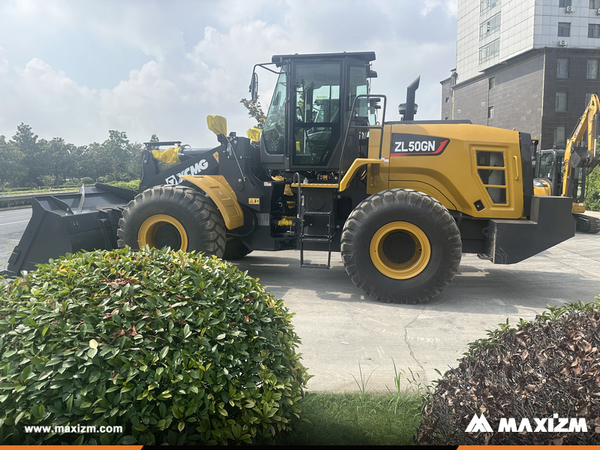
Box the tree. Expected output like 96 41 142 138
12 123 42 185
0 136 26 188
102 130 141 181
240 97 266 129
1 124 145 187
38 138 79 185
76 142 112 182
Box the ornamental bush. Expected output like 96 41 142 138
0 247 308 445
416 300 600 445
585 169 600 211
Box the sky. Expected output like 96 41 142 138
0 0 458 147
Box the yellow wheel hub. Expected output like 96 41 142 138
138 214 188 251
370 221 431 279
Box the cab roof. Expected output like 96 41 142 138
271 51 376 66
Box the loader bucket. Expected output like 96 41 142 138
6 185 135 276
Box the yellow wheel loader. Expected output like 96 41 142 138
7 52 577 303
533 94 600 233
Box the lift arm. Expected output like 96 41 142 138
562 94 600 198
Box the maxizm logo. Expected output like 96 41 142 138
466 414 588 433
165 159 209 185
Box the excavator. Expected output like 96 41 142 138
533 94 600 233
6 51 577 304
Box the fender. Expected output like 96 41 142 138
339 158 383 192
179 175 244 230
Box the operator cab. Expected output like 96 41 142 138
252 52 377 176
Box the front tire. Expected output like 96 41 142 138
117 186 226 257
341 189 462 304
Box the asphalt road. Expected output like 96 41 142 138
1 207 600 393
0 207 32 273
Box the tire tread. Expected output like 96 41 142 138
341 189 461 304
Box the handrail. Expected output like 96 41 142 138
338 94 387 178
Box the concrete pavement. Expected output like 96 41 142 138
234 211 600 393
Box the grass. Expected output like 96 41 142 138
274 363 424 446
275 391 422 445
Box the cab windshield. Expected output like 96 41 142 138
263 70 287 155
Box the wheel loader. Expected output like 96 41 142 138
7 51 576 304
533 94 600 234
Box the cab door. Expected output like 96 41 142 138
290 60 342 169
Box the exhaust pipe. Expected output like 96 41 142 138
399 76 420 121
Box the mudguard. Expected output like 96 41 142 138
179 175 244 230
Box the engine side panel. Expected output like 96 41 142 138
370 123 526 220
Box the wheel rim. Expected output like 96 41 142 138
370 221 431 279
138 214 188 251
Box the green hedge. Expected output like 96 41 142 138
0 247 308 445
585 169 600 211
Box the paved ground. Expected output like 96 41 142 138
233 211 600 393
2 208 600 393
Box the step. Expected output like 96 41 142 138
300 236 332 243
302 211 333 216
300 263 330 269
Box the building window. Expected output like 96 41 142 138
589 24 600 38
480 14 501 39
590 0 600 9
489 77 496 89
481 0 500 14
554 127 566 147
479 40 500 63
556 92 568 112
557 58 569 78
587 60 599 79
558 22 571 37
488 106 494 119
560 0 572 6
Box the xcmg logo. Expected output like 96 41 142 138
466 414 588 434
390 133 450 156
165 159 209 185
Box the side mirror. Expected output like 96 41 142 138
249 72 258 103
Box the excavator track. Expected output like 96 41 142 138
575 214 600 234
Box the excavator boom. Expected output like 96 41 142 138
562 94 600 198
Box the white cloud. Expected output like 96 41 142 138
421 0 459 16
0 47 8 76
0 0 459 146
0 57 99 141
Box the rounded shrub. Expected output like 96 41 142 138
416 300 600 445
0 247 308 445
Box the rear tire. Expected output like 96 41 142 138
117 186 226 257
341 189 462 304
223 237 252 260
